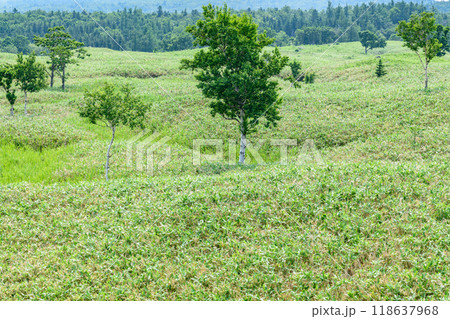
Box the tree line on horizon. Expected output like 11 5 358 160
2 0 443 13
0 1 448 54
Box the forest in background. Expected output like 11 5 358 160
0 1 449 53
1 0 444 13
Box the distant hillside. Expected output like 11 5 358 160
0 0 444 12
434 0 450 12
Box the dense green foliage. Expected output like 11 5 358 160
287 60 315 85
0 35 37 54
434 1 450 13
359 30 387 54
0 64 17 115
289 60 302 80
375 59 388 77
1 1 448 53
436 24 450 56
1 0 440 12
304 72 316 83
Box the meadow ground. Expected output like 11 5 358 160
0 41 449 300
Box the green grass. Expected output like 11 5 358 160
0 41 449 300
1 162 448 300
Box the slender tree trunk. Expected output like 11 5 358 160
51 64 54 88
238 109 246 164
424 63 428 90
365 47 368 54
62 66 65 91
10 104 14 116
239 131 247 164
105 126 116 181
24 91 28 115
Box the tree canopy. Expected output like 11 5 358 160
396 11 444 89
181 5 289 164
79 82 150 180
14 52 47 114
359 30 387 53
0 64 18 116
34 26 88 90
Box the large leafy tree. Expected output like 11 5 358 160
14 52 47 115
79 83 150 180
358 30 387 54
34 26 88 90
181 5 289 164
396 12 443 90
0 64 18 116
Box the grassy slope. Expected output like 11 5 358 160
0 41 449 300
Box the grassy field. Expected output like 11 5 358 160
0 41 449 300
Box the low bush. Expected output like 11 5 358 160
0 117 83 151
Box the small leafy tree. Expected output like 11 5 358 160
289 60 303 82
34 26 88 90
181 5 289 164
304 72 316 84
0 64 17 116
359 30 387 54
79 83 150 180
375 59 387 77
288 60 315 85
396 12 443 89
14 52 47 115
288 60 304 87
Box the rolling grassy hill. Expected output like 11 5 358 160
0 41 449 300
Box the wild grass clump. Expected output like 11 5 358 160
106 69 165 79
195 162 236 175
0 116 83 151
